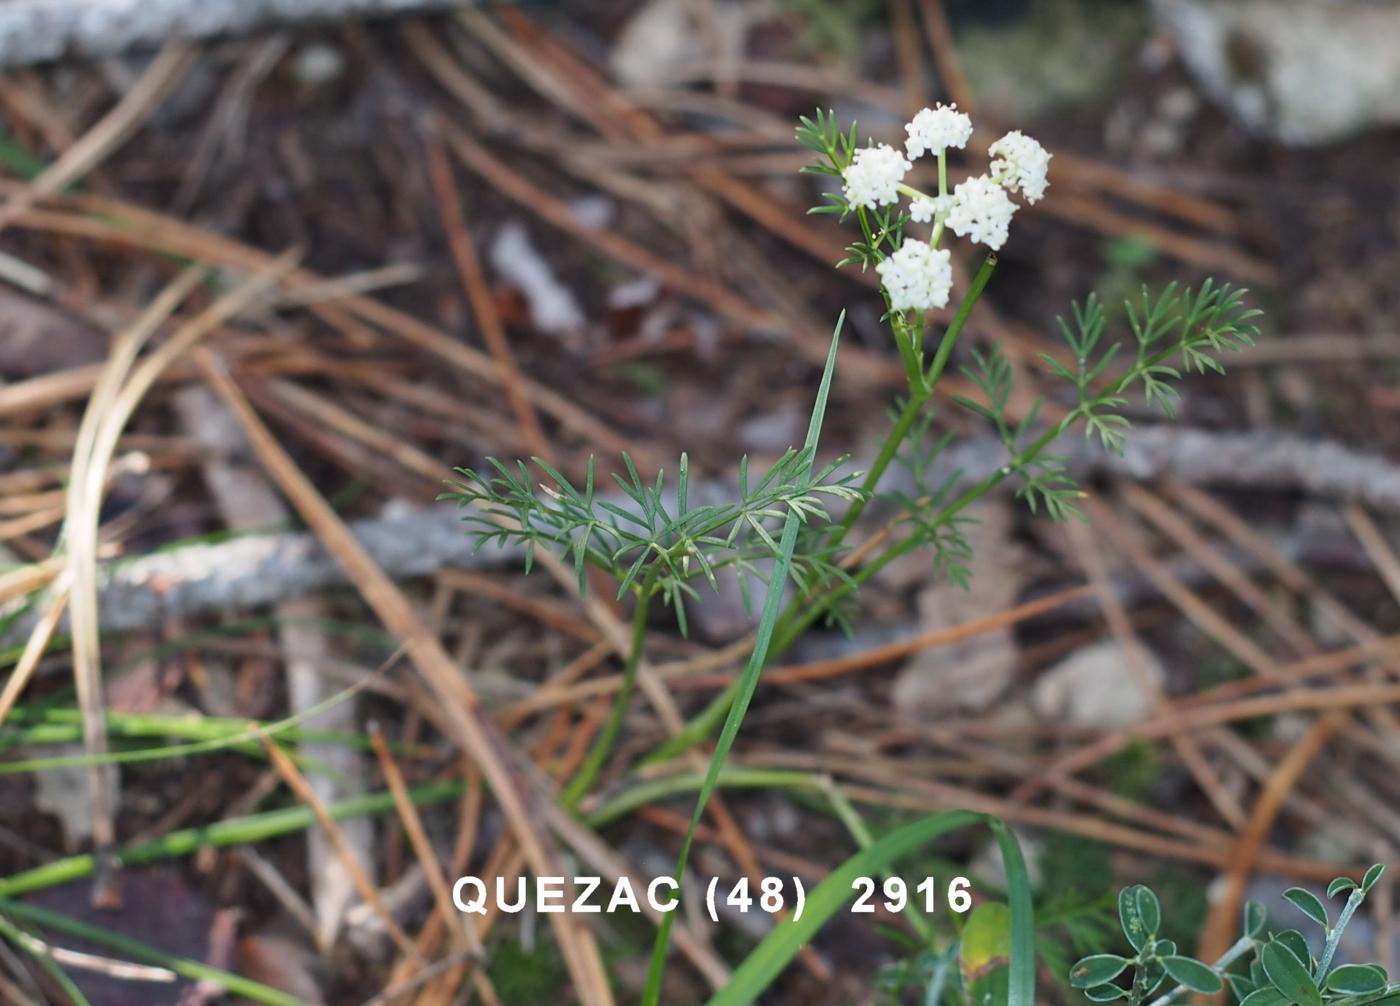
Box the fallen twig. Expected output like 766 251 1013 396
4 425 1399 648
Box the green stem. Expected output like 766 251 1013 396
892 313 927 392
654 281 1208 771
775 315 1199 655
1145 936 1255 1006
587 766 822 826
820 777 937 948
561 586 651 808
926 255 997 392
834 254 998 536
590 765 932 947
1315 888 1364 980
641 318 844 1006
647 259 998 766
644 685 735 765
922 946 957 1006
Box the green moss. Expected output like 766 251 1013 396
1147 868 1210 949
487 936 570 1004
775 0 887 67
956 0 1147 118
1101 738 1160 801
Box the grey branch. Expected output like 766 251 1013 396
5 426 1400 646
0 0 476 68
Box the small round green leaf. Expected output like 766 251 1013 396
1162 956 1223 994
961 902 1012 984
1135 886 1162 937
1324 964 1388 995
1239 990 1288 1006
1261 941 1323 1006
1226 972 1257 999
1118 886 1151 952
1070 955 1131 989
1139 957 1166 997
1283 888 1329 929
1154 939 1177 957
1364 863 1387 893
1243 900 1268 937
1083 984 1128 1002
1274 929 1313 969
1327 876 1358 899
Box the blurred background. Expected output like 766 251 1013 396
0 0 1399 1003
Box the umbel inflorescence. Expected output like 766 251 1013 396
801 104 1049 315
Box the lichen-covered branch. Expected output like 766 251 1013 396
0 0 477 68
4 425 1399 646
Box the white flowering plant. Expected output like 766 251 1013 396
445 105 1262 1005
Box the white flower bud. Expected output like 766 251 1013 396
908 195 953 224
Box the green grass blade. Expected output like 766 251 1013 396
990 817 1036 1006
643 680 735 765
1 707 407 756
704 812 1035 1006
0 899 306 1006
0 909 93 1006
0 669 379 775
0 780 463 898
643 314 845 1004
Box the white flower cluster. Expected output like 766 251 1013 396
989 130 1051 204
875 238 953 313
904 103 972 159
945 175 1017 250
837 107 1051 312
841 144 910 210
908 194 950 224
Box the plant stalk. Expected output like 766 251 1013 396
644 258 997 765
1316 887 1364 979
561 585 650 808
836 254 998 535
1145 935 1255 1006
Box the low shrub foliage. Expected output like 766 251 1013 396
1071 866 1393 1006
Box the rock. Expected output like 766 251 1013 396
610 0 699 89
0 287 106 378
1031 639 1164 726
291 43 344 88
28 744 119 850
569 194 615 232
955 0 1147 120
1152 0 1400 145
610 0 757 89
488 220 586 340
891 502 1024 714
